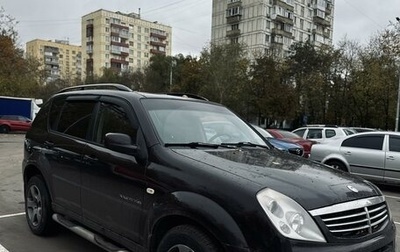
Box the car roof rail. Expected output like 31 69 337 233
166 92 209 101
57 83 132 93
306 124 338 128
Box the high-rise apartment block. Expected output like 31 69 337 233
211 0 334 57
26 39 82 82
82 9 172 77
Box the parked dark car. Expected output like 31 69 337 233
0 114 31 133
266 129 316 158
23 84 396 252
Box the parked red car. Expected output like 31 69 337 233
0 115 32 133
266 129 316 158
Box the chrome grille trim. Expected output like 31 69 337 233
309 196 389 238
309 196 385 216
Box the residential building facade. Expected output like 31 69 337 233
211 0 334 58
26 39 82 82
82 9 172 78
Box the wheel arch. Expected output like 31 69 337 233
322 155 350 172
147 191 248 252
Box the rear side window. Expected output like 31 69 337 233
389 136 400 152
307 129 322 139
325 129 336 138
342 135 384 150
50 99 96 139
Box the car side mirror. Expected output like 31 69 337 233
104 133 138 155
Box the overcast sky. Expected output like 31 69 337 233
0 0 398 56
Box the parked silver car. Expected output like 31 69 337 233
310 131 400 185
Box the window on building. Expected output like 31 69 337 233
106 27 109 32
106 18 110 24
129 41 134 46
129 58 133 63
106 45 110 50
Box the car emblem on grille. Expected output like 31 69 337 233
347 185 359 193
296 149 301 155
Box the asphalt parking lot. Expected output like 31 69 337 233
0 133 399 251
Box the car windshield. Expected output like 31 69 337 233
142 99 266 146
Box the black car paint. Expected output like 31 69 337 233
22 89 396 252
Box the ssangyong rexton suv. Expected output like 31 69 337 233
23 84 396 252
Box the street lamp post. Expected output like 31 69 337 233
395 18 400 131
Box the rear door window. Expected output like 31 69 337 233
306 129 323 139
342 135 384 150
389 135 400 152
50 99 96 139
325 129 336 138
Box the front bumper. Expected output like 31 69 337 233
289 221 396 252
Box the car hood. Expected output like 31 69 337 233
172 147 380 210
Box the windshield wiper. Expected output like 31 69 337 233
220 142 269 149
165 142 225 149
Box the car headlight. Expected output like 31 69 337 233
256 188 326 242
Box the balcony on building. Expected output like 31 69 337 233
226 29 241 37
226 14 242 24
227 0 242 8
86 24 94 37
272 0 294 12
111 23 129 30
111 58 129 65
313 16 330 27
271 13 294 25
150 49 166 55
150 40 166 47
150 32 167 40
44 46 59 54
271 28 293 38
111 41 129 48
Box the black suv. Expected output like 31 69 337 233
23 84 396 252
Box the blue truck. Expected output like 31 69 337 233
0 96 41 120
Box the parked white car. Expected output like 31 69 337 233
310 131 400 185
292 125 356 144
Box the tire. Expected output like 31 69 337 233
25 175 56 236
325 160 347 172
157 225 220 252
0 125 9 134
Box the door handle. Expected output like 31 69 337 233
344 151 351 156
386 156 395 161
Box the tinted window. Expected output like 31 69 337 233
342 135 384 150
343 129 356 135
307 129 322 139
389 135 400 152
55 101 96 139
94 102 137 144
325 129 336 138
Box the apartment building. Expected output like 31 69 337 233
82 9 172 78
211 0 334 58
26 39 82 82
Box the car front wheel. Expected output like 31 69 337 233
25 175 55 235
157 225 220 252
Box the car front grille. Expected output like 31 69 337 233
309 196 389 239
288 147 303 157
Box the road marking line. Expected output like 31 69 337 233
395 221 400 226
0 212 25 219
0 243 9 252
384 194 400 200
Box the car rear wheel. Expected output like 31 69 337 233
25 175 56 235
0 125 9 134
157 225 220 252
325 160 347 172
